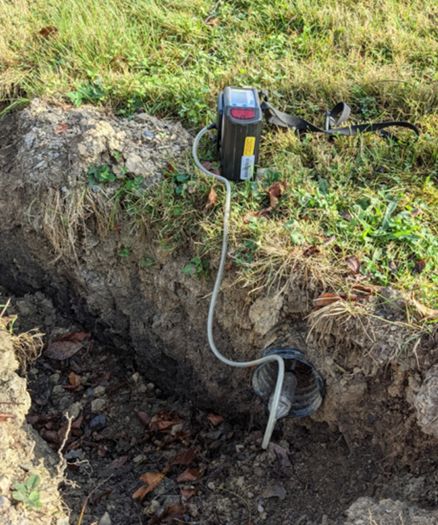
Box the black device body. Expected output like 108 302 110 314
217 87 263 182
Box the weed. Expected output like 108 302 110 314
182 256 210 278
12 475 42 509
87 165 116 186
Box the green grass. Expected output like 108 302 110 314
2 0 438 311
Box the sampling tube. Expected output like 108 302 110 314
193 124 286 449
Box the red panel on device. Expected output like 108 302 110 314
230 108 255 120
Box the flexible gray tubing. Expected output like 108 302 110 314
192 125 285 449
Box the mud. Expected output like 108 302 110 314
2 103 438 524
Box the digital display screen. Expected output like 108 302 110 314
229 89 255 107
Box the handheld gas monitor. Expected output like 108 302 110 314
217 87 263 182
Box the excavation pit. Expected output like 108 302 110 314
2 104 438 524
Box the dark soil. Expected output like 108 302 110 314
3 288 438 525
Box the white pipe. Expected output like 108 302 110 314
192 125 285 449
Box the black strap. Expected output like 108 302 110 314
259 93 420 142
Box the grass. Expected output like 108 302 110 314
2 0 438 313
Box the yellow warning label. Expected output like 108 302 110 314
243 136 256 157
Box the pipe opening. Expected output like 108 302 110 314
252 347 325 418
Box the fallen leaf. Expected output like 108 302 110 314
201 160 212 171
134 409 151 428
205 16 219 26
207 413 224 426
414 259 426 274
148 504 186 525
267 181 287 208
133 472 165 500
55 123 68 135
176 469 202 482
410 208 422 218
181 488 197 501
108 456 128 469
205 187 218 210
58 331 92 343
150 412 181 433
68 371 81 388
389 260 398 273
171 448 198 466
262 484 286 500
132 485 149 501
268 442 291 467
346 256 361 275
323 235 337 246
39 26 59 39
303 245 320 257
44 341 82 360
243 208 271 223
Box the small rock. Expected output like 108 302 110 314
94 385 106 397
98 511 112 525
34 160 46 169
0 494 11 510
90 414 106 431
67 401 83 420
91 398 106 413
133 454 146 463
52 384 64 395
207 482 215 491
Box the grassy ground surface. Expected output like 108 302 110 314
2 0 438 313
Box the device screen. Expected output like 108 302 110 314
229 89 256 107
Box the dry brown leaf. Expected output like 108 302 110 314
149 504 186 525
303 245 320 257
323 235 337 246
132 485 149 501
268 442 291 467
205 16 219 26
205 187 218 210
243 208 272 223
108 456 128 469
44 341 83 360
150 412 181 433
55 123 68 135
68 371 81 388
134 409 151 428
346 256 361 275
39 26 59 39
181 488 197 501
176 469 202 482
133 472 165 500
201 160 212 171
267 181 287 208
58 331 91 343
207 413 224 426
171 448 198 466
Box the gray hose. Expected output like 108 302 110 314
192 125 285 449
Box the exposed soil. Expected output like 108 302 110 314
1 288 438 525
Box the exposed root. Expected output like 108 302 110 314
12 329 44 370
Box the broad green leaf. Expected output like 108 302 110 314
26 475 41 491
